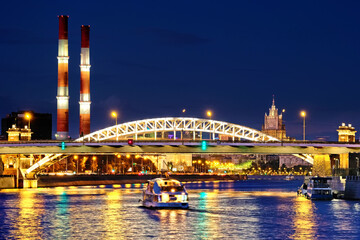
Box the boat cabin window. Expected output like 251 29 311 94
160 186 184 192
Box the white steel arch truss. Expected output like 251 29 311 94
75 117 280 142
24 118 314 176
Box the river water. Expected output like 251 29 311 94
0 179 360 239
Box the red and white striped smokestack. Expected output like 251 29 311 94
79 25 91 136
56 15 70 140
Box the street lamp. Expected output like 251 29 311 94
25 112 31 129
74 155 79 174
300 111 306 141
207 110 212 119
207 110 214 140
280 109 285 141
111 111 118 141
181 109 186 140
92 156 97 173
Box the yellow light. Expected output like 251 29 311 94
207 111 212 117
182 109 186 113
171 188 175 192
117 154 121 158
74 155 78 160
300 111 306 117
162 193 169 202
126 154 130 159
25 113 31 120
92 156 97 160
135 155 140 159
198 160 201 164
111 111 117 118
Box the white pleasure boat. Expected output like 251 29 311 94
142 178 189 209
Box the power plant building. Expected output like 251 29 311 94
56 15 70 140
79 25 91 136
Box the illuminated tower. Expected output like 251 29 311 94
79 25 91 136
262 96 287 140
337 123 356 142
337 123 356 169
56 15 69 140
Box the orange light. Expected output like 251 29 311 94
111 111 117 118
25 113 31 120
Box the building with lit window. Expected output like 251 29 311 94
1 111 52 140
262 97 288 140
337 123 356 143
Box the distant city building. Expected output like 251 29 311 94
279 155 312 168
1 111 52 140
337 123 356 143
262 97 288 140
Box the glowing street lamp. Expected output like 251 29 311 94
111 111 118 125
74 155 79 174
300 111 306 141
111 111 118 141
181 109 186 140
25 112 31 129
92 156 97 173
207 110 215 140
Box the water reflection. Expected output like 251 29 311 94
102 190 125 239
291 196 316 240
11 190 44 239
331 200 356 234
0 182 360 239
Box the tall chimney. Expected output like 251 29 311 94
56 15 70 140
79 25 91 136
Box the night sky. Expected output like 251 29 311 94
1 1 360 140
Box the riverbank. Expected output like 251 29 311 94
37 174 304 187
37 174 249 187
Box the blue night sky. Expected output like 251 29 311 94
0 1 360 140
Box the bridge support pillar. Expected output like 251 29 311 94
23 179 38 188
313 154 332 176
339 153 349 169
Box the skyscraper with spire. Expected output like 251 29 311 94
262 96 287 140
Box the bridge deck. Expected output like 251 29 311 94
0 141 359 154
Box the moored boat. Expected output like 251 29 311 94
142 178 189 209
298 177 333 200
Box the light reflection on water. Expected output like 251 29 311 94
0 181 360 239
291 195 316 240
